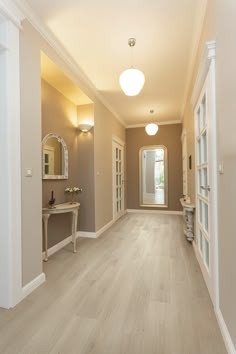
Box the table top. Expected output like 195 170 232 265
42 202 80 215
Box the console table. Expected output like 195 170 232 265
42 202 80 261
180 198 195 242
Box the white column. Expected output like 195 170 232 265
0 5 24 308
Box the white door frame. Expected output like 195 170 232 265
191 41 218 308
0 3 24 308
112 135 125 221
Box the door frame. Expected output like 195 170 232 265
112 135 125 221
191 41 219 308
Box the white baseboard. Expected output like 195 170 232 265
21 272 46 300
79 231 96 238
216 309 236 354
96 218 116 238
127 209 183 215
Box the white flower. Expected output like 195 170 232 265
65 187 82 194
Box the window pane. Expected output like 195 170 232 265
204 238 210 269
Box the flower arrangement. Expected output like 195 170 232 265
65 187 82 204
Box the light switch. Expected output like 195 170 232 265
25 168 33 177
219 162 224 175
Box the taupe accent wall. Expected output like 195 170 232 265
20 20 125 286
126 124 182 211
42 80 96 249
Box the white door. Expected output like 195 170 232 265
194 63 217 303
112 138 124 220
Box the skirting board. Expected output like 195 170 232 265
41 220 117 260
127 209 183 215
216 309 236 354
21 272 46 300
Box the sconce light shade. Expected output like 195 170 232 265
145 123 159 136
119 68 145 96
79 123 92 132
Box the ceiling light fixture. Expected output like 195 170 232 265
78 123 92 132
119 38 145 96
145 110 159 136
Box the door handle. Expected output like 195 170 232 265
200 185 211 192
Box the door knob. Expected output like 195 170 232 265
200 185 211 192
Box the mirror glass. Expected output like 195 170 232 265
139 145 168 207
42 133 68 179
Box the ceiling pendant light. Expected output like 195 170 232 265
119 38 145 96
145 110 159 136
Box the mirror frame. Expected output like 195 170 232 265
42 133 68 180
139 145 168 208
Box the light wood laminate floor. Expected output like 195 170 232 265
0 213 226 354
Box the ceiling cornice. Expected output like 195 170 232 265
13 0 126 128
126 120 182 129
0 0 25 27
180 0 208 120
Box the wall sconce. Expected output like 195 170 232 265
78 123 92 132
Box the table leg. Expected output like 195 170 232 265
43 214 50 261
72 209 78 253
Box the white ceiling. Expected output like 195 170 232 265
24 0 207 126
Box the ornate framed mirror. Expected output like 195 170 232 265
42 133 68 180
139 145 168 207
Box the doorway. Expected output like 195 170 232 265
112 137 125 221
193 42 218 306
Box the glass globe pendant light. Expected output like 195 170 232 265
119 38 145 96
145 109 159 136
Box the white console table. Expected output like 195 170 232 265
180 198 195 242
42 202 80 261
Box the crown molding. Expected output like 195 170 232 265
126 120 181 129
191 40 216 106
181 0 208 119
0 0 25 27
13 0 126 128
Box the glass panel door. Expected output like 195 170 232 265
113 139 124 220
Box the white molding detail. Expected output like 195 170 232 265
21 273 46 300
112 134 125 147
79 231 97 239
96 218 116 238
127 209 183 215
191 40 216 106
0 0 25 28
216 310 236 354
13 0 126 128
126 120 181 129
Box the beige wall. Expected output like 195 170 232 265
126 124 182 211
94 106 126 231
20 20 125 286
182 0 236 347
42 80 94 249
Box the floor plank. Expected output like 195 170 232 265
0 213 227 354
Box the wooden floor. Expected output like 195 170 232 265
0 213 226 354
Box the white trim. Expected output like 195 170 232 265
216 310 236 354
13 0 126 128
112 134 125 147
127 209 183 215
0 15 22 308
191 41 216 106
21 273 46 300
96 218 116 238
0 0 25 28
79 231 97 239
126 120 181 129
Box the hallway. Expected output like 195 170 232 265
0 214 226 354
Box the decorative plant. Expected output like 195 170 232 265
65 187 82 204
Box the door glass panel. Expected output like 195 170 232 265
203 202 209 232
199 200 203 224
197 140 201 164
204 238 210 269
202 168 208 198
202 132 207 163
